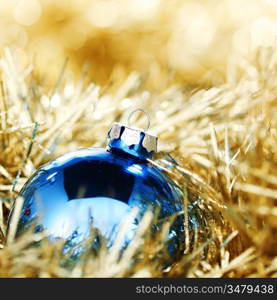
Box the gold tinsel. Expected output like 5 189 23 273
0 0 277 278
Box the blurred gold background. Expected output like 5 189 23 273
1 0 277 87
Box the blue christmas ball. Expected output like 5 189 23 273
8 121 186 258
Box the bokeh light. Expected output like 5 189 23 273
13 0 42 26
0 0 276 86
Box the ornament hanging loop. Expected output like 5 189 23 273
127 108 151 132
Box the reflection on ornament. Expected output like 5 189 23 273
8 110 188 260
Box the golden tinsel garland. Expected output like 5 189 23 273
0 44 276 277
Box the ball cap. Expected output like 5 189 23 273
107 122 157 159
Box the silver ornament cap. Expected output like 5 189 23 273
107 109 157 159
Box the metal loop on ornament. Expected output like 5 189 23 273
127 108 151 132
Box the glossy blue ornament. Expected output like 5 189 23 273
8 113 186 258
